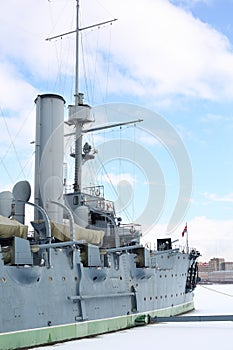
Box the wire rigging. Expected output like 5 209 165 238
47 0 76 100
200 284 233 298
0 105 35 184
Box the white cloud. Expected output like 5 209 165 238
82 0 233 102
1 0 233 109
203 192 233 203
0 62 37 112
187 216 233 262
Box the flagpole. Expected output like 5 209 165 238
185 222 189 253
182 223 189 253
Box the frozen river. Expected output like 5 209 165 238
36 284 233 350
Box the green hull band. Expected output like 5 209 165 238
0 301 194 350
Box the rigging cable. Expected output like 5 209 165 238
117 126 134 223
132 123 137 221
92 127 135 223
79 11 114 106
80 29 97 104
47 0 75 100
0 105 33 183
200 284 233 298
104 23 112 104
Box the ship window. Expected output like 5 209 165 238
73 195 79 205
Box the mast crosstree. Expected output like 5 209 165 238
46 1 118 192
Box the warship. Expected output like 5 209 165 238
0 1 200 349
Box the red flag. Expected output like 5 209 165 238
182 224 187 237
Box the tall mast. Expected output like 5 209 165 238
47 4 118 193
71 1 117 193
75 0 80 107
72 0 91 193
73 0 82 192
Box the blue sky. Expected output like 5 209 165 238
1 0 233 260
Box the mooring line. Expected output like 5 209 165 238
200 284 233 297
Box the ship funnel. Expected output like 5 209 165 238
34 94 65 223
12 180 31 224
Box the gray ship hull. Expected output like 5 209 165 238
0 241 199 349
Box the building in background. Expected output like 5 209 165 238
198 258 233 284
